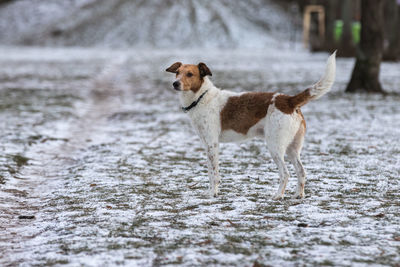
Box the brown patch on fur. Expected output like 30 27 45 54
176 64 204 93
166 62 182 73
198 62 212 77
297 109 306 129
275 89 312 114
274 94 294 114
166 62 212 93
289 88 312 108
220 92 274 134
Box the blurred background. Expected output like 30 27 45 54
0 0 297 48
0 0 399 60
1 1 400 266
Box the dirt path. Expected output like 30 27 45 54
0 53 128 264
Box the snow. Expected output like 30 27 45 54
0 46 399 266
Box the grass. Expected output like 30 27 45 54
1 48 400 266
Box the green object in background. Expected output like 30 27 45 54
334 20 343 42
352 21 361 44
334 20 361 44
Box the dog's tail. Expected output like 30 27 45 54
289 51 336 108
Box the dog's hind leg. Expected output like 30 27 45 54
265 125 291 200
265 108 300 200
269 151 290 200
287 123 306 199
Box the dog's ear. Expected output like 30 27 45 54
198 62 212 77
166 62 182 73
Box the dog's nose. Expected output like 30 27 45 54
173 81 180 90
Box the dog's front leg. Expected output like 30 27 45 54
206 142 220 197
193 118 221 197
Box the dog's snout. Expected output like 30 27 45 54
173 81 180 90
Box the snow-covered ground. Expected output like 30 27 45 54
0 46 399 266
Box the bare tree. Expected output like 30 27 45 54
383 0 400 61
346 0 385 93
323 0 337 51
0 0 13 4
339 0 355 56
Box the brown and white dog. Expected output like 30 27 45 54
166 52 336 199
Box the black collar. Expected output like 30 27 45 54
181 90 208 113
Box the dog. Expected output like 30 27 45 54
166 52 336 199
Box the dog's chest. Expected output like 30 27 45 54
189 100 221 141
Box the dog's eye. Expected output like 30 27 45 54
187 72 193 77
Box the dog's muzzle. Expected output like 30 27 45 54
173 81 181 91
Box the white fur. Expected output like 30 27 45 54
176 53 336 199
265 104 303 199
220 118 265 143
179 79 304 199
309 51 336 100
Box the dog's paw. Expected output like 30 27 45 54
209 189 219 198
212 189 219 198
292 192 305 199
272 194 284 200
209 184 219 198
209 192 219 198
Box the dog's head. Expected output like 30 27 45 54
166 62 212 92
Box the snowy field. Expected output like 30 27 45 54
0 46 399 266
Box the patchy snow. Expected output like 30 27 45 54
0 46 399 266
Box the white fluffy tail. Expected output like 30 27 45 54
309 51 336 100
289 51 336 108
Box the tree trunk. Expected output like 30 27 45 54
339 0 355 56
346 0 385 93
383 0 400 61
0 0 14 5
323 0 337 51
